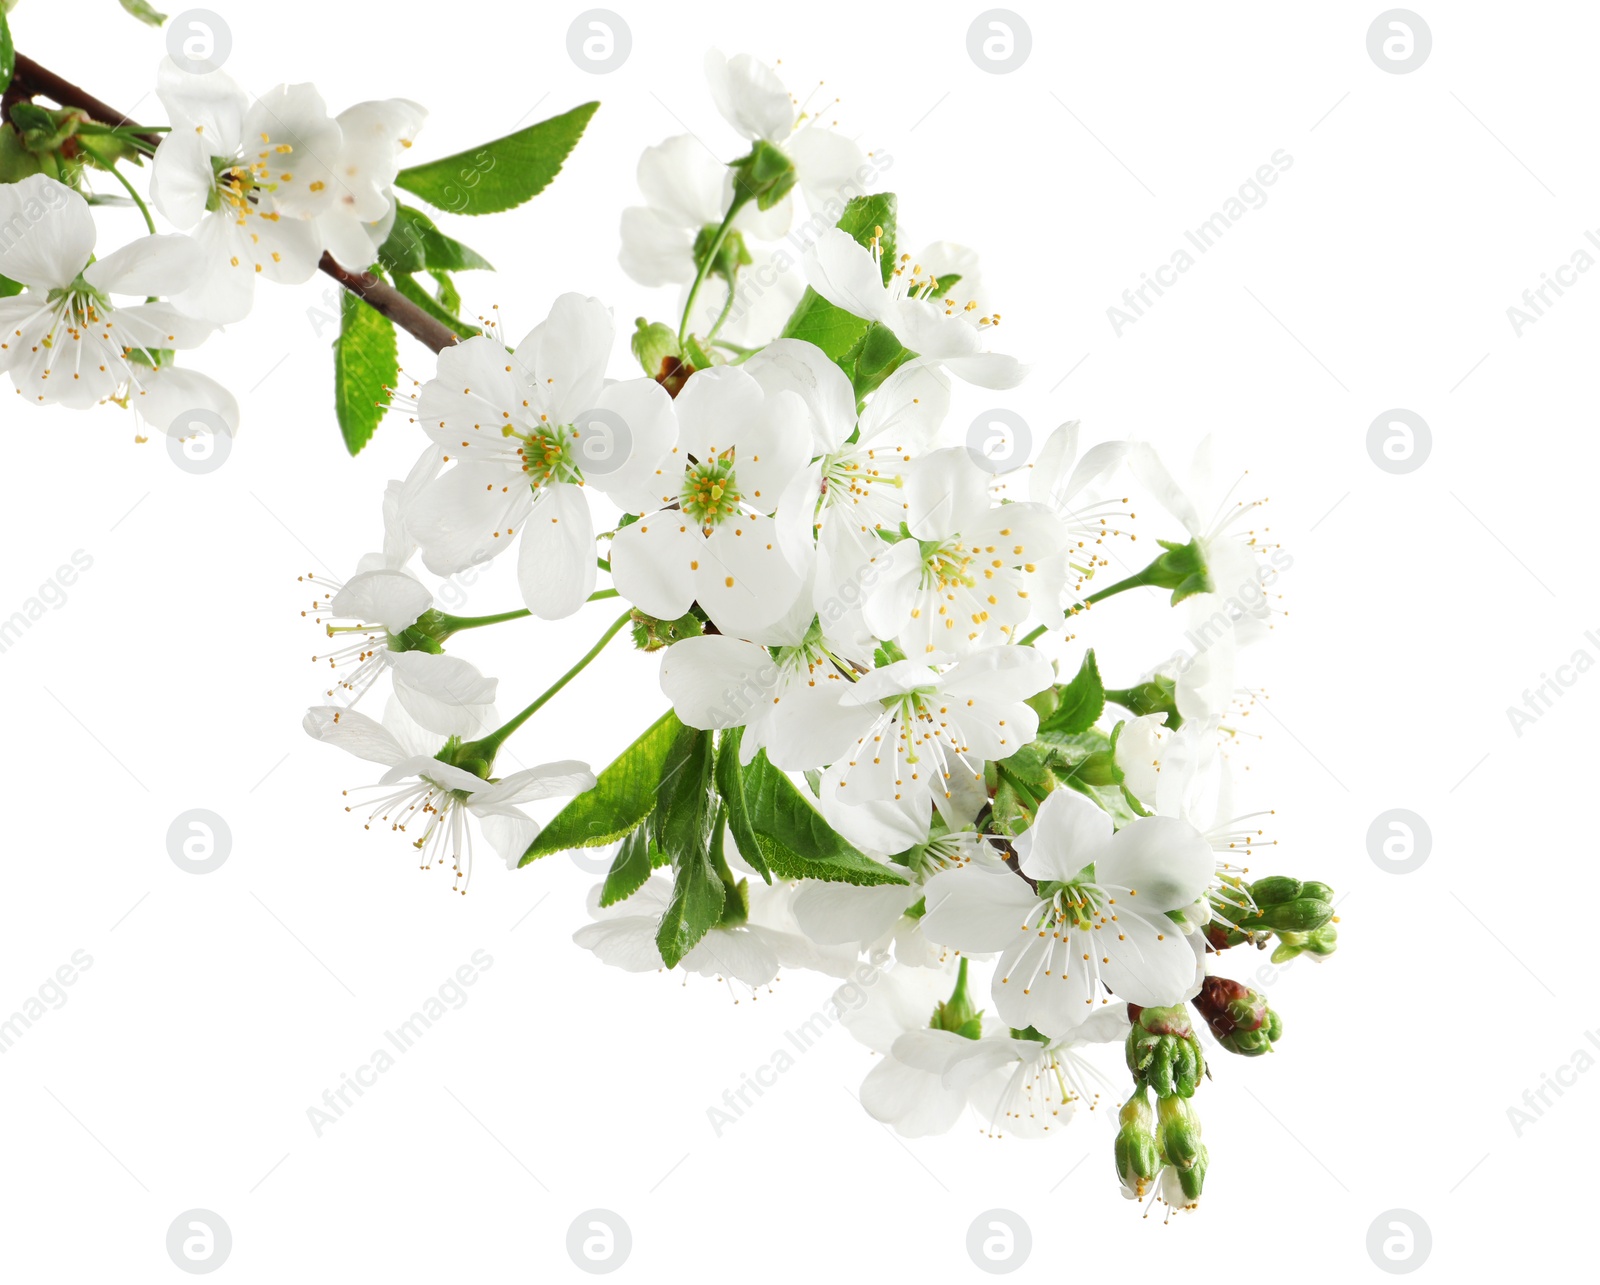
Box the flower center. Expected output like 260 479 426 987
680 457 742 527
921 537 975 590
507 423 582 488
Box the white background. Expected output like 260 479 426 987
1 1 1591 1279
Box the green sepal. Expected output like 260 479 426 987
1037 648 1105 736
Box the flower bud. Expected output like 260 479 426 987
1258 896 1335 933
629 608 703 653
1193 976 1268 1039
1217 1008 1282 1057
1161 1145 1209 1209
1271 922 1338 964
1157 1093 1204 1170
631 318 680 376
1113 1088 1161 1200
1247 874 1303 906
1126 1005 1205 1098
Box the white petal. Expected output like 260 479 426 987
802 228 890 323
609 515 698 620
742 337 858 453
390 652 499 738
301 706 406 766
659 635 776 730
516 483 597 620
331 569 432 633
406 462 533 576
1014 787 1113 882
921 867 1039 953
0 176 94 289
703 49 791 141
859 1054 967 1137
1098 816 1215 912
84 234 204 297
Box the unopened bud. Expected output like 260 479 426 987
1127 1005 1205 1098
1193 976 1268 1039
1161 1145 1209 1208
1157 1093 1204 1170
1218 1008 1282 1057
1271 922 1338 964
1114 1088 1161 1200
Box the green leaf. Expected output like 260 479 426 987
118 0 168 25
0 272 22 299
520 709 683 864
650 721 714 861
391 271 481 339
778 192 898 359
844 321 912 400
0 10 14 95
836 192 897 285
599 825 653 908
396 101 598 216
778 288 870 359
737 749 908 886
377 203 493 275
333 290 398 456
715 728 771 883
655 839 725 969
1039 649 1105 736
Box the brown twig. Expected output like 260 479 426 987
7 53 459 354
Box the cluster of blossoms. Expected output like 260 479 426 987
0 48 423 437
4 29 1338 1215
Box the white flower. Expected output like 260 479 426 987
922 788 1213 1035
1128 436 1283 645
862 447 1067 657
151 60 339 323
303 698 593 893
658 629 867 772
894 1006 1129 1139
121 358 240 437
704 50 868 222
837 964 980 1136
573 876 855 987
802 227 1025 388
608 362 812 642
821 646 1054 853
792 825 1000 963
1023 420 1135 626
314 96 426 270
302 448 497 737
405 294 677 620
744 340 949 636
618 134 790 287
0 176 213 408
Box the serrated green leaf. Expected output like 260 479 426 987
835 192 897 285
396 101 598 216
1039 649 1104 736
520 709 682 864
650 722 713 861
599 825 653 908
655 842 724 969
715 728 771 883
118 0 168 25
333 290 397 455
738 749 908 886
391 271 480 339
378 203 493 275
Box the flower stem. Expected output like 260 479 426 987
460 609 632 760
103 162 156 235
678 199 744 347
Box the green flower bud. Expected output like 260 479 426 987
1126 1005 1205 1098
728 140 798 211
1157 1093 1204 1170
630 318 680 377
929 957 983 1039
1258 897 1335 933
1247 875 1303 906
1270 922 1338 964
1217 1008 1282 1057
1114 1088 1162 1200
629 608 704 653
